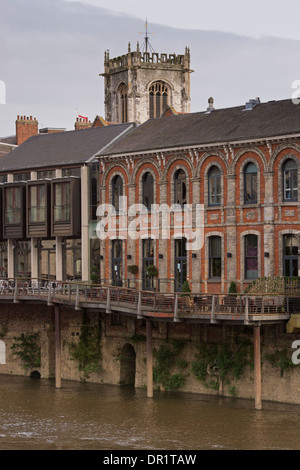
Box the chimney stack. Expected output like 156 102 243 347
16 115 38 145
74 117 92 131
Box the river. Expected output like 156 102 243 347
0 374 299 451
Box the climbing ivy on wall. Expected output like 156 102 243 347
153 340 188 391
69 314 102 380
264 349 295 377
11 332 41 372
191 341 252 393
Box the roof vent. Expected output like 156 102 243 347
207 97 215 112
244 97 260 110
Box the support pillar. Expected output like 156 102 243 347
56 237 64 281
55 306 62 389
81 165 90 281
253 325 262 410
146 319 153 398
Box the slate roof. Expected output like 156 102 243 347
0 123 134 172
99 99 300 156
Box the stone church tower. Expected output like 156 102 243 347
101 42 192 124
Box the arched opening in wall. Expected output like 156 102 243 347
119 343 136 387
0 340 6 364
30 370 41 379
118 83 128 123
149 81 169 118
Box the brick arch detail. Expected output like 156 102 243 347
230 147 268 174
268 143 300 172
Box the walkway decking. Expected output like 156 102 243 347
0 279 293 325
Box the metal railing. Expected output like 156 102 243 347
0 278 296 321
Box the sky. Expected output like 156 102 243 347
1 0 300 137
64 0 300 40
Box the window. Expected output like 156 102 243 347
245 234 258 279
149 81 168 119
208 166 221 206
0 242 8 278
54 182 71 221
13 172 30 182
62 168 81 178
209 236 221 278
244 162 257 204
112 175 123 212
89 162 99 221
283 159 298 202
142 238 154 290
5 187 22 224
174 169 187 206
0 175 7 184
175 238 187 291
142 172 154 210
112 239 122 286
283 234 298 277
29 185 46 223
119 83 128 123
37 170 55 180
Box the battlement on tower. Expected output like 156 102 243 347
104 46 191 73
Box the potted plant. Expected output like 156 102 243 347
128 265 139 275
91 265 99 284
146 264 158 278
181 280 193 307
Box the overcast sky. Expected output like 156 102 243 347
65 0 300 40
1 0 300 137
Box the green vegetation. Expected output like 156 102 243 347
153 340 188 391
181 280 191 294
228 281 237 294
146 265 158 278
69 314 102 380
191 341 252 393
11 332 41 371
128 265 139 275
265 349 295 377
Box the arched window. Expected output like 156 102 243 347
244 162 257 204
174 169 187 206
112 175 123 212
118 83 128 123
149 81 168 119
244 234 258 279
142 172 154 210
283 159 298 202
208 166 221 206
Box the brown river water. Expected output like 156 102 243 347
0 374 299 451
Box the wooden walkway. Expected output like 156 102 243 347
0 279 293 325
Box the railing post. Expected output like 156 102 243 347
47 282 52 306
174 294 179 322
106 287 111 313
13 281 18 304
210 295 216 323
137 291 143 319
75 284 80 310
244 296 249 325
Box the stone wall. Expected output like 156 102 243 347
0 303 300 405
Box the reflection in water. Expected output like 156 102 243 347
0 375 299 450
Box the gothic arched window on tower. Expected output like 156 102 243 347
149 81 169 119
118 83 128 123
